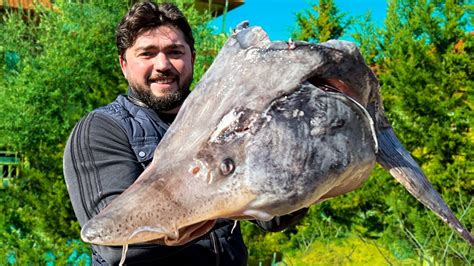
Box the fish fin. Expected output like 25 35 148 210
376 127 474 246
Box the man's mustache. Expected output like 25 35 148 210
148 71 178 82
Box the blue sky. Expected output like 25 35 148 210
209 0 388 41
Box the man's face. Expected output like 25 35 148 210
120 25 195 113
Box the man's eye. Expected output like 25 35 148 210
139 52 154 57
169 50 184 57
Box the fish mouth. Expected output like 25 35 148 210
82 218 217 246
162 219 217 246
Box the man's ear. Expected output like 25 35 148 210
119 55 128 80
191 51 196 65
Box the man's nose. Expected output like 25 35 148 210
154 53 172 71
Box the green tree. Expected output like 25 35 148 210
0 0 226 263
0 2 130 263
292 0 351 42
372 0 473 262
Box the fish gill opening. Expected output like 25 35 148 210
306 76 353 98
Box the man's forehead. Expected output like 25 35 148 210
134 43 186 52
134 25 187 48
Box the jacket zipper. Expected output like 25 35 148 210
210 231 220 266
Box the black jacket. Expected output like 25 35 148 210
63 92 307 265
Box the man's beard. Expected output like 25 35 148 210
133 85 190 113
131 73 192 113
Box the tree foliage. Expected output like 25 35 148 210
292 0 351 42
0 0 225 263
370 1 473 261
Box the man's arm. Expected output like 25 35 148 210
64 112 143 225
64 112 189 264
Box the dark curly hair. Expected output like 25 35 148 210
116 1 195 60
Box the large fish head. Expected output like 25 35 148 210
81 24 474 247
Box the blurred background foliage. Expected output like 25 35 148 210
0 0 472 265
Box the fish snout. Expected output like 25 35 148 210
80 205 181 246
81 216 119 245
79 161 236 246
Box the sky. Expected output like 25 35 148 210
209 0 388 41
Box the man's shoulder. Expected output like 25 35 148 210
74 110 124 138
71 95 129 137
91 94 156 124
77 94 168 143
92 94 129 118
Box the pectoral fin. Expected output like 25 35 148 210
376 127 474 245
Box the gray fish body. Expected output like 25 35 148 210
81 25 473 247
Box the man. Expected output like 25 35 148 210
64 2 307 265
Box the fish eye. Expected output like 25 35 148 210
220 158 235 176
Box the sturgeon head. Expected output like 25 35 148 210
81 24 473 246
